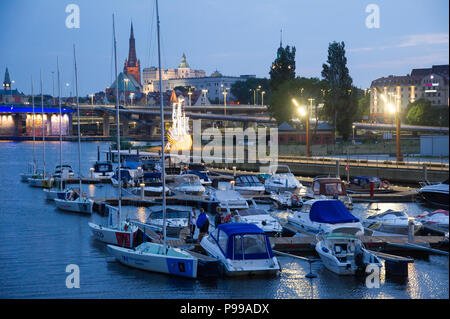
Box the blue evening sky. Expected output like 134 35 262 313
0 0 448 96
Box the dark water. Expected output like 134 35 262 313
0 141 448 299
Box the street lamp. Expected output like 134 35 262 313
261 91 265 106
381 93 403 161
201 89 208 106
352 125 355 144
293 98 311 157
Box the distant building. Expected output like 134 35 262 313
370 64 449 121
278 121 335 145
0 67 24 104
143 53 206 93
124 22 141 86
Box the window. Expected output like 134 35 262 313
218 230 228 253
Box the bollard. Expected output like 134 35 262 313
408 219 415 243
90 167 94 178
369 181 374 198
140 183 145 200
232 166 236 177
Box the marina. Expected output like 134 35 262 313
0 141 448 298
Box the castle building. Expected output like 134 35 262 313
1 67 24 104
142 53 206 93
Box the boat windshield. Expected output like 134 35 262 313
301 204 311 213
94 163 112 172
232 234 269 260
236 175 262 186
324 183 343 195
149 209 189 220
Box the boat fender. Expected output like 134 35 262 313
381 180 390 189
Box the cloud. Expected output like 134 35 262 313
348 33 449 53
354 51 449 69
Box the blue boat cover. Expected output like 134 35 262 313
215 223 274 260
217 223 265 236
309 200 359 224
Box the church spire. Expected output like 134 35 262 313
280 29 283 48
127 22 137 66
3 67 11 90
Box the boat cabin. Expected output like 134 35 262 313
350 176 382 189
93 161 113 173
209 223 274 260
311 177 347 196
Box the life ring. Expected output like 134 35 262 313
291 194 300 204
381 180 390 189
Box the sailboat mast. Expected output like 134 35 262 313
40 70 46 177
113 14 122 218
31 76 36 173
156 0 167 254
57 57 63 191
73 45 82 193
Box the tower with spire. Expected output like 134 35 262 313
124 22 141 86
3 67 11 90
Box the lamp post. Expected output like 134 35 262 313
222 88 228 116
201 89 208 106
381 93 403 162
188 87 193 106
261 91 265 106
352 125 355 144
293 98 311 157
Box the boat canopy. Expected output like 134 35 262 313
181 170 210 181
212 223 274 260
310 200 359 224
367 209 408 219
94 161 113 172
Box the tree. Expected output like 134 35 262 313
269 45 296 91
405 99 449 127
268 77 328 124
230 78 270 105
321 41 357 140
355 90 370 122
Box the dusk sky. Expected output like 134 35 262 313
0 0 448 96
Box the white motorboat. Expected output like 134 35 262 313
169 174 205 196
416 209 449 232
269 191 303 209
362 210 422 235
418 179 449 208
315 232 382 276
264 165 302 193
88 205 138 248
107 242 198 278
286 199 364 236
145 205 191 238
54 189 93 214
92 161 114 179
208 189 249 211
53 165 75 179
200 223 280 276
235 206 283 237
234 175 265 196
181 169 212 186
306 176 353 209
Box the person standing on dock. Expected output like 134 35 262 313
188 208 196 238
196 208 209 243
214 207 222 228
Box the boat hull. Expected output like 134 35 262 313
54 198 93 214
107 244 198 278
419 191 449 209
88 222 137 248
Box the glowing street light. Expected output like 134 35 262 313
381 92 402 161
293 98 311 157
261 91 266 106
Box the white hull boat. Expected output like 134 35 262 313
286 199 364 236
416 209 449 232
55 197 93 214
418 180 449 208
235 208 282 237
145 206 190 238
88 221 138 248
234 175 265 196
315 233 382 276
362 210 422 235
28 176 53 188
264 165 302 193
270 191 303 209
200 223 280 276
107 242 198 278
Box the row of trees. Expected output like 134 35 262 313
230 41 369 140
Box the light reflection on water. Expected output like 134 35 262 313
0 141 448 299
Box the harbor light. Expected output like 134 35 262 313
386 103 396 114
